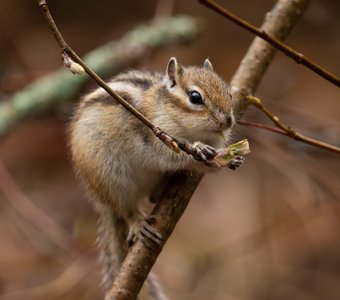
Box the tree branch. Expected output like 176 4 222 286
0 13 198 138
199 0 340 87
198 0 339 154
238 120 287 135
230 0 311 115
246 96 340 154
37 1 157 130
107 0 311 299
108 172 203 299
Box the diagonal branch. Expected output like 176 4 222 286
36 0 176 152
230 0 311 115
0 14 198 138
39 2 154 131
246 96 340 154
107 0 311 299
199 0 340 87
229 0 338 155
108 172 203 299
238 120 288 135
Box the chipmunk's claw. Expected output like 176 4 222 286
228 156 245 170
127 216 164 248
193 142 217 163
139 216 164 248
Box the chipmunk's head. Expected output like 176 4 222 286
159 57 234 147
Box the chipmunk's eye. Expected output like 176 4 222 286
189 91 203 105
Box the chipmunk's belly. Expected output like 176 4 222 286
127 157 163 195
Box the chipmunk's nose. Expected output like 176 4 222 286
215 111 234 129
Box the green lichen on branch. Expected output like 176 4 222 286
0 16 199 138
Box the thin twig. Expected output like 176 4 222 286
238 120 287 135
0 15 198 138
247 95 340 154
37 0 155 131
230 0 311 115
199 0 340 87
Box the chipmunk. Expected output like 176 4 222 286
69 57 237 299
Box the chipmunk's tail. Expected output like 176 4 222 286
96 206 168 300
97 207 129 291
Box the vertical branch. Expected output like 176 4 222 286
108 0 311 299
231 0 310 115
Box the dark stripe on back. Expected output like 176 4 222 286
115 77 153 91
81 90 135 109
79 88 150 121
82 93 116 108
116 91 149 116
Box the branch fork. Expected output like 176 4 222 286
246 95 340 154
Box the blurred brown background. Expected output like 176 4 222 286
0 1 339 300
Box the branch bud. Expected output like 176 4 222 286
61 51 85 75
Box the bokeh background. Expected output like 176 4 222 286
0 1 339 299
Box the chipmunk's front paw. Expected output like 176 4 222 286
192 142 217 164
227 155 245 170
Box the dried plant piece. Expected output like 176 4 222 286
61 51 85 75
213 139 250 169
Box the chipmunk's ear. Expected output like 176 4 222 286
203 58 214 71
166 57 183 87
